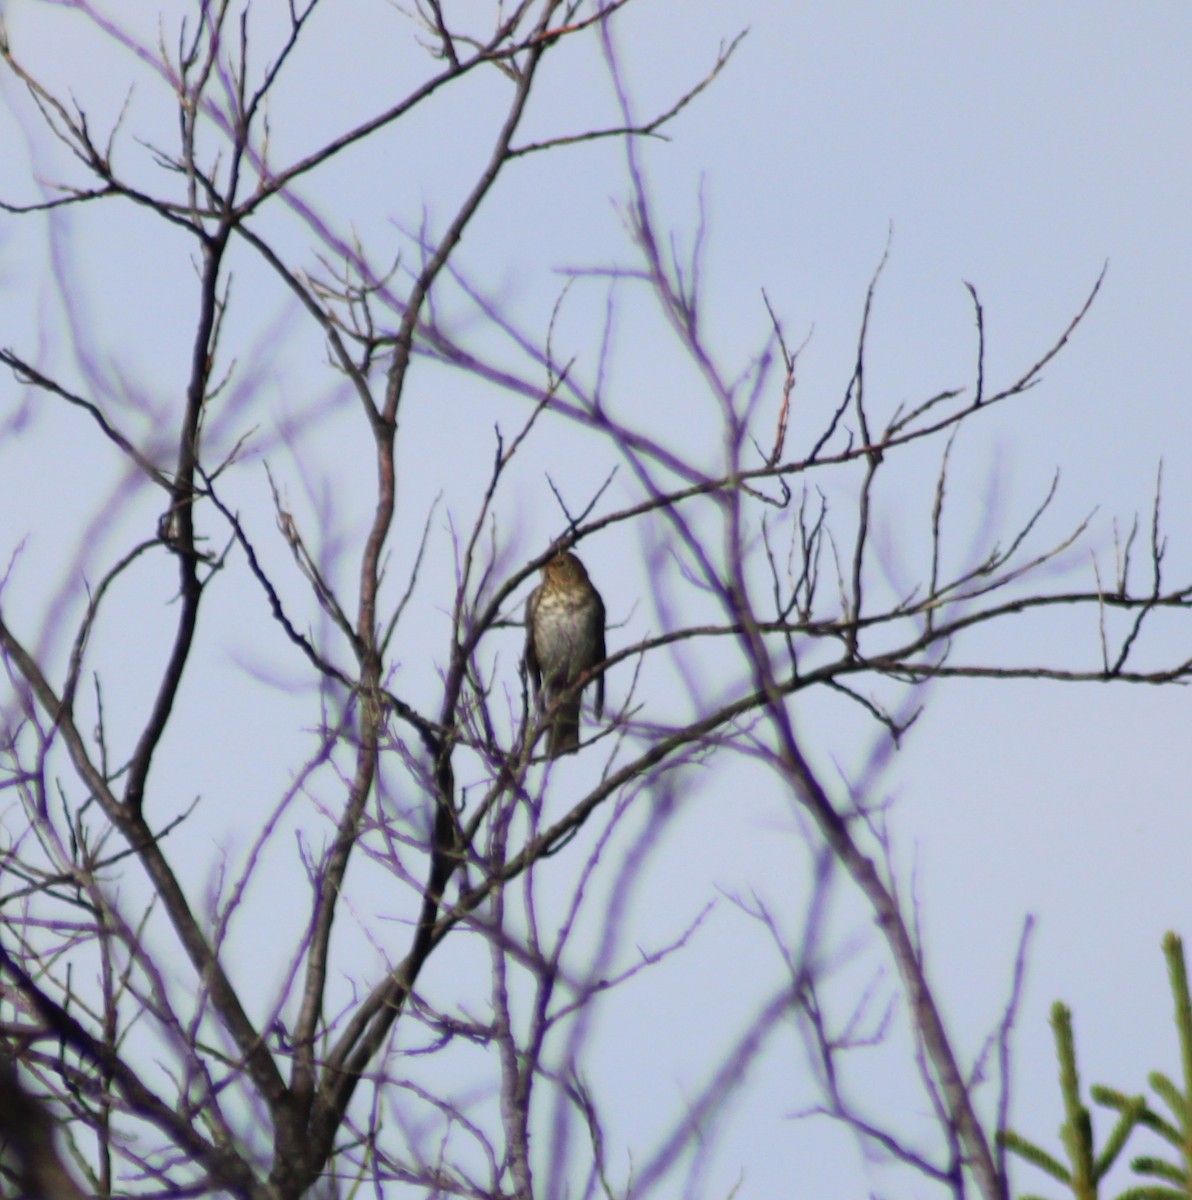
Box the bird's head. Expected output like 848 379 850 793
542 550 590 585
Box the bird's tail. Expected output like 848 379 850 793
546 699 581 758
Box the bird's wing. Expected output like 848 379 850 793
593 588 606 720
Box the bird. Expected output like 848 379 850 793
525 550 606 758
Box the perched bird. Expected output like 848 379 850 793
525 550 606 758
